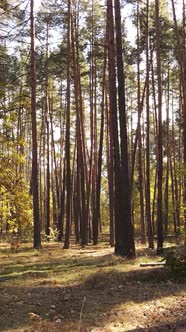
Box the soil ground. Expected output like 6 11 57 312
0 241 185 332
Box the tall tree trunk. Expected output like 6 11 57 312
172 119 181 236
114 0 135 257
49 100 60 227
106 91 115 247
88 1 95 243
183 0 186 246
107 0 122 255
92 42 98 245
58 109 65 242
164 72 170 236
130 82 146 200
155 0 164 254
170 153 177 234
146 0 154 249
30 0 41 249
71 8 88 246
45 112 50 237
92 25 107 245
39 111 44 233
137 0 146 244
45 22 50 238
93 63 105 245
64 0 72 249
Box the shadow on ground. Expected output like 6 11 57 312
125 319 186 332
0 266 186 331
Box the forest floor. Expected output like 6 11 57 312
0 241 185 332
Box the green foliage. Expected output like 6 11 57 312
45 227 60 242
162 250 186 274
0 177 33 234
0 134 33 234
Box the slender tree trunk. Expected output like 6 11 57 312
107 0 122 255
45 22 50 238
93 66 105 245
146 0 154 249
45 112 50 237
164 70 170 236
137 0 146 244
130 82 146 198
114 0 135 257
71 9 88 246
30 0 41 249
49 100 60 227
172 119 181 236
183 0 186 246
155 0 164 254
92 26 107 245
92 43 98 245
170 152 177 234
39 103 46 233
106 92 115 247
88 1 95 243
58 109 65 242
64 0 72 249
138 131 146 243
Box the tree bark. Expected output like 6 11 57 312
107 0 122 255
63 0 72 249
30 0 41 249
114 0 135 257
155 0 164 255
146 0 154 249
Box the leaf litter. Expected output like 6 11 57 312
0 242 185 332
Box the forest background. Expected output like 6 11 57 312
0 0 186 257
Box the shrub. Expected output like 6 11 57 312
162 250 186 273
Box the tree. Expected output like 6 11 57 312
155 0 164 254
63 0 72 249
136 0 146 243
30 0 41 249
114 0 135 257
107 0 135 258
145 0 154 249
182 0 186 246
